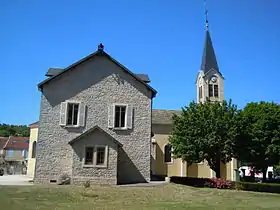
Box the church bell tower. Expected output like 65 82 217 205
196 5 224 103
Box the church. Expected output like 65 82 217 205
26 17 238 184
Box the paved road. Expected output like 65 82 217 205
0 175 33 186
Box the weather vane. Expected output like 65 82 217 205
204 0 209 30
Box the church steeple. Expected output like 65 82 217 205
200 2 219 74
196 1 224 104
200 30 219 74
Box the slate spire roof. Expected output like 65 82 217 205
200 5 220 74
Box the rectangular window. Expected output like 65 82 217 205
214 85 219 97
96 147 106 165
67 103 79 126
208 84 213 97
84 146 107 167
85 147 94 165
199 86 202 99
114 105 126 128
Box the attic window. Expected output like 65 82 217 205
67 103 79 126
115 105 126 128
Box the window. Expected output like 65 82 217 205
108 104 133 129
208 84 213 97
7 150 14 157
84 146 107 167
85 147 94 165
199 86 202 99
67 103 79 126
96 147 105 165
214 85 219 97
22 150 28 158
164 144 172 163
114 105 126 128
32 141 36 158
60 102 86 127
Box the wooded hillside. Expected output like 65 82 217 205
0 124 30 137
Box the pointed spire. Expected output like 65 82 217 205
201 1 219 73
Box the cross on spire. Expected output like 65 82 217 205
204 0 209 30
200 0 220 74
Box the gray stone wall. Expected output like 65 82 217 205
71 128 118 185
35 55 152 184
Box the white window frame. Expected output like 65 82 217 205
113 103 128 130
83 145 108 168
65 101 81 127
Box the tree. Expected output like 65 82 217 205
169 100 241 178
236 101 280 181
0 124 30 137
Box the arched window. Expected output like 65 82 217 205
31 141 37 158
164 144 172 163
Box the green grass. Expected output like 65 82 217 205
0 184 280 209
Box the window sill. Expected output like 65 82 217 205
112 127 128 131
165 161 174 165
62 125 81 128
83 164 107 168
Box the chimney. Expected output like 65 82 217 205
98 43 104 52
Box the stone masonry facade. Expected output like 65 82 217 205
35 54 153 184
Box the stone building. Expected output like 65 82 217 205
28 20 237 184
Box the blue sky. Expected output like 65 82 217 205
1 0 280 125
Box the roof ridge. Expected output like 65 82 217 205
37 49 157 97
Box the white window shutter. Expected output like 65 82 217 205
59 102 67 126
78 103 86 127
126 104 133 129
108 104 115 128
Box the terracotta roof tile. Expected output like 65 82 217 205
0 137 29 150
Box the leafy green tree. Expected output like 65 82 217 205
169 100 241 178
236 101 280 181
0 124 30 137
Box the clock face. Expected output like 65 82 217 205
211 77 217 83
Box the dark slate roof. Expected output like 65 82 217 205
152 109 181 124
135 74 151 83
38 49 157 97
45 68 64 77
200 30 220 74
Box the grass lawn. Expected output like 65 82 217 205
0 184 280 210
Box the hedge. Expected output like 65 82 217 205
170 176 280 194
234 181 280 194
170 176 232 189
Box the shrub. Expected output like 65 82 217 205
170 177 233 189
205 178 233 189
170 176 210 187
233 181 280 194
58 173 71 185
84 180 91 188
